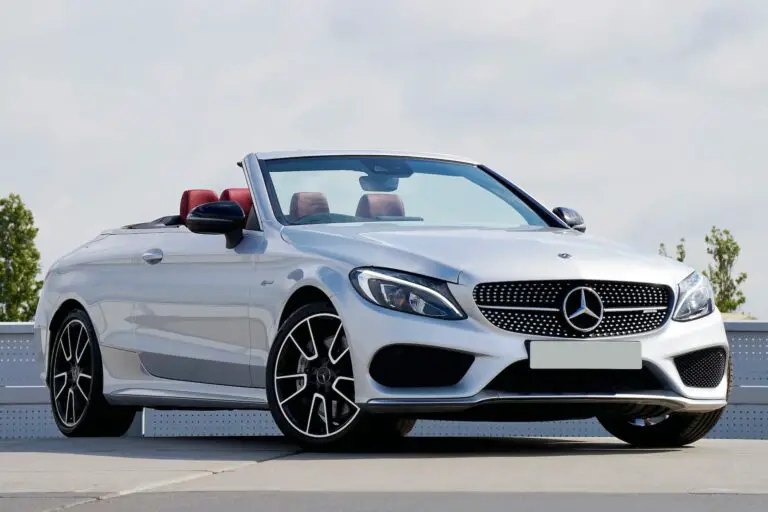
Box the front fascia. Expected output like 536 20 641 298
336 275 729 406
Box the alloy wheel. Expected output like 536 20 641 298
273 312 359 439
51 319 93 428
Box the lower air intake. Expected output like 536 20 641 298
369 344 474 388
674 347 727 388
484 360 667 394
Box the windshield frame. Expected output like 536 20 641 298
257 154 567 229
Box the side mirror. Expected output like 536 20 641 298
186 200 246 248
553 206 586 232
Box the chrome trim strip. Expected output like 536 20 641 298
604 306 668 313
365 391 726 414
478 305 559 312
107 390 270 410
477 305 668 313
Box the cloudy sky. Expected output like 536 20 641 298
1 0 765 317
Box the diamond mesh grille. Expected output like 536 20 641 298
473 280 674 338
674 347 728 388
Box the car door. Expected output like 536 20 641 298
130 227 266 388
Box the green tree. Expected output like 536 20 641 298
702 226 747 313
0 193 43 321
658 238 686 262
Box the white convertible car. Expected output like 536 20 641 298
34 150 730 449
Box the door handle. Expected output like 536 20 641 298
142 248 163 265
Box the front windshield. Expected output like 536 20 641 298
260 155 550 228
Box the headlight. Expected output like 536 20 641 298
672 271 715 322
349 267 466 320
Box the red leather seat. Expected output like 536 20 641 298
355 193 405 217
289 192 330 219
180 189 218 224
220 188 253 216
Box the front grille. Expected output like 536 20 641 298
674 347 727 388
485 360 667 394
474 280 674 338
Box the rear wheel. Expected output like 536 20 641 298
266 302 412 450
49 309 138 437
597 356 732 447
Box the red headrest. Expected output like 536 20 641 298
180 189 218 223
289 192 329 219
356 193 405 217
220 188 253 216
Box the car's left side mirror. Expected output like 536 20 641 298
186 200 247 248
553 206 586 232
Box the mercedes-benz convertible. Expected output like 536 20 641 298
34 150 730 448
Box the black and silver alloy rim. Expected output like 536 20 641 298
51 319 93 427
274 313 359 439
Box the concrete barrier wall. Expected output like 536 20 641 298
2 321 767 439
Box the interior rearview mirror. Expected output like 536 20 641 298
553 206 586 232
186 200 247 248
359 175 399 192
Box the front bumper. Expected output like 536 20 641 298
364 391 726 414
335 281 730 415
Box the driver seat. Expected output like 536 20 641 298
180 189 218 224
220 188 253 216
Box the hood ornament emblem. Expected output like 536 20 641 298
558 253 572 259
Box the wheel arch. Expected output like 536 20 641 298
271 262 362 350
278 285 334 327
45 299 87 386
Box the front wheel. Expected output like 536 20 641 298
597 407 725 448
598 356 731 448
266 302 411 450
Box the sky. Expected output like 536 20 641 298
1 0 765 317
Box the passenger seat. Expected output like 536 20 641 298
289 192 330 220
355 193 405 217
180 189 218 224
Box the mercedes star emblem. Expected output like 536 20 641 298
314 366 334 386
562 286 604 333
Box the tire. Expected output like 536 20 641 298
48 309 138 437
597 355 732 448
266 302 411 450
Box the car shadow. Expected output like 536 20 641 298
0 434 680 461
295 435 680 459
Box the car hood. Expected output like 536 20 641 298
280 224 692 287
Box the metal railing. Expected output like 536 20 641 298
2 321 767 439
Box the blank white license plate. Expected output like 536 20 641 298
529 340 642 370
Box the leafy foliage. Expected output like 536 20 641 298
658 238 686 262
702 226 747 313
659 227 749 314
0 193 42 321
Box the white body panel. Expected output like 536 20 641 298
34 149 730 421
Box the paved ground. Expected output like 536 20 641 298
1 436 767 511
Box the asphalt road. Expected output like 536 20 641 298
1 436 767 511
4 492 767 512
